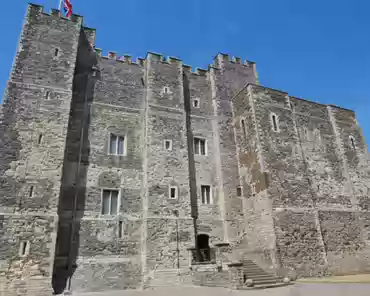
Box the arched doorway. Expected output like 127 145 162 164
197 234 211 263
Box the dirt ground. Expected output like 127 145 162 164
71 282 370 296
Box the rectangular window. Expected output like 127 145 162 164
193 98 200 108
109 134 125 155
201 185 212 204
236 186 242 197
169 186 178 199
164 140 172 151
194 137 206 155
101 189 119 215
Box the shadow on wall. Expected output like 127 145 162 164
52 29 99 295
183 72 201 260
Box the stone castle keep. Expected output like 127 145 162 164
1 3 370 295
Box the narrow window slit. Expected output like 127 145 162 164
169 186 178 199
164 140 172 151
54 48 59 57
241 119 247 140
29 186 34 197
38 134 43 145
251 184 256 196
350 136 356 150
236 186 242 197
19 241 29 256
118 221 123 238
272 114 278 131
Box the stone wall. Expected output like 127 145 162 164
232 85 276 266
233 83 370 277
68 50 145 292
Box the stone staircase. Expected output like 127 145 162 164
240 258 286 288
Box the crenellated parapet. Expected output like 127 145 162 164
92 47 257 76
212 52 255 69
28 3 84 24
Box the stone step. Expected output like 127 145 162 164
239 282 288 290
243 268 274 274
245 272 280 278
245 274 280 280
252 278 282 285
243 267 267 272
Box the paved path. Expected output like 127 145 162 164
71 283 370 296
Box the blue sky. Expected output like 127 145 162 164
1 0 369 148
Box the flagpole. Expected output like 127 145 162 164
58 0 62 16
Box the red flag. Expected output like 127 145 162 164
63 0 73 18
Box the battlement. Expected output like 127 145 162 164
95 49 145 66
213 52 255 68
93 48 254 77
28 3 84 25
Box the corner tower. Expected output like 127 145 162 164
0 4 92 295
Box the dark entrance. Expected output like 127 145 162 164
197 234 214 263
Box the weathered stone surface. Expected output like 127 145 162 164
1 3 370 295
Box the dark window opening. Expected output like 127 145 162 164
29 186 34 197
272 114 278 131
164 140 172 151
193 99 199 108
38 134 43 145
241 119 247 140
237 186 242 197
118 221 123 238
191 234 216 264
170 187 177 199
45 91 50 100
54 48 59 57
20 241 28 256
350 137 356 150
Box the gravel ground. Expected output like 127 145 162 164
71 283 370 296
